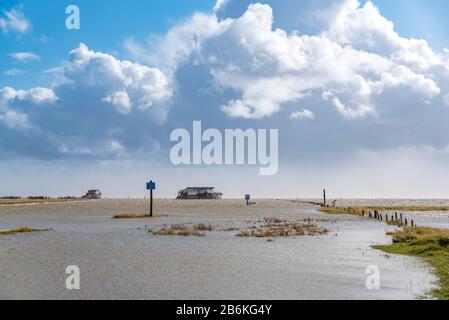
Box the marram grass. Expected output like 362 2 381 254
374 227 449 300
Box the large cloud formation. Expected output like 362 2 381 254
62 44 172 114
2 0 449 160
128 0 447 119
0 87 56 129
1 43 172 158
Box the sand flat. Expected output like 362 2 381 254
0 199 437 299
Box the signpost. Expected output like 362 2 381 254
146 180 156 217
245 194 250 206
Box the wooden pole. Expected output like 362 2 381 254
323 189 326 207
150 189 153 217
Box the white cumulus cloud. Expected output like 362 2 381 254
0 6 31 34
139 1 444 119
444 93 449 107
290 109 315 120
61 43 172 113
8 52 40 62
213 0 230 14
102 91 132 114
3 68 27 76
0 87 56 130
0 86 57 105
0 110 29 129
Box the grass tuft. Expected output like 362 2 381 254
374 227 449 300
0 199 80 206
0 227 51 236
237 217 329 238
193 224 214 231
113 214 152 219
152 224 205 237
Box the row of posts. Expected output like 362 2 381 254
323 190 415 227
355 208 415 227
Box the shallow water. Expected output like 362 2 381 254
322 199 449 229
0 199 438 300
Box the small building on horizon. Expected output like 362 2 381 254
82 189 102 200
177 187 222 200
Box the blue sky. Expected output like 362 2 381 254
2 0 449 87
1 0 449 198
0 0 216 88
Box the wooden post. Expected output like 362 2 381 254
405 218 408 226
323 189 326 207
146 180 156 217
150 189 153 217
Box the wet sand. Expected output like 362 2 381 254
0 199 438 300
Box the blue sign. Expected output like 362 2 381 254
245 194 250 200
146 181 156 190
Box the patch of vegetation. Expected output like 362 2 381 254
364 206 449 212
219 226 240 232
152 224 205 237
237 217 329 238
318 207 362 215
113 214 152 219
374 227 449 300
0 228 51 236
386 219 403 226
193 224 214 231
0 198 79 206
